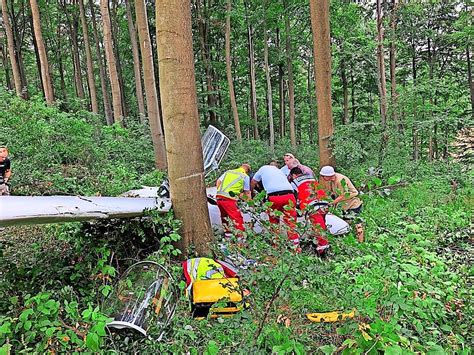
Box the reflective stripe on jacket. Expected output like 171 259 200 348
216 167 247 200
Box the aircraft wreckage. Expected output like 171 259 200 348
0 125 350 235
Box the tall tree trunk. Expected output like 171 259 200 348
100 0 123 125
340 49 349 125
68 3 85 101
225 0 241 141
30 0 54 104
196 0 217 125
156 0 214 256
245 0 258 139
11 0 29 94
56 23 68 102
1 0 24 97
89 0 113 124
389 0 398 122
125 0 145 121
110 0 127 118
310 0 335 167
376 0 388 127
284 0 296 149
30 15 44 92
136 0 167 170
0 43 13 90
467 45 474 117
263 0 274 152
79 0 98 113
276 27 285 138
351 65 356 122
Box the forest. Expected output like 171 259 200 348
0 0 472 353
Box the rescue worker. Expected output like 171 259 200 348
0 146 11 196
319 166 364 242
290 167 329 255
281 153 314 178
216 164 251 232
250 163 299 247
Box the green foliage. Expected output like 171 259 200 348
0 91 159 196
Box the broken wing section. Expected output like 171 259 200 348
0 196 171 226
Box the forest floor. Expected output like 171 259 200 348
1 169 472 354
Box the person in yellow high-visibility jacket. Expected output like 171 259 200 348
215 164 251 232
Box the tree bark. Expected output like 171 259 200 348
110 0 127 118
340 49 349 125
156 0 214 256
56 23 68 102
0 43 13 90
100 0 123 125
89 0 113 124
245 0 258 139
389 0 398 122
225 0 241 141
310 0 335 167
376 0 388 128
79 0 98 113
1 0 24 98
350 65 356 122
263 0 274 152
284 0 296 149
68 2 86 101
196 0 217 126
467 45 474 117
135 0 167 170
125 0 145 121
30 15 44 93
78 0 98 113
30 0 54 104
276 27 285 138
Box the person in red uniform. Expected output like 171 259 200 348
250 163 299 248
289 167 329 255
215 164 251 232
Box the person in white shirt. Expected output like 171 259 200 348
251 164 299 247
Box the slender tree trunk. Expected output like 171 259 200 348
389 0 398 122
376 0 388 127
10 0 28 93
100 0 123 124
411 41 417 83
125 0 145 121
263 0 274 152
30 15 44 92
30 0 54 104
351 66 356 122
245 0 258 139
156 0 214 256
225 0 241 141
276 27 285 138
90 0 113 124
467 45 474 117
56 23 68 102
310 0 335 167
284 0 296 149
79 0 98 113
196 0 217 125
136 0 167 170
0 43 13 90
1 0 24 97
110 0 127 118
340 49 349 125
68 3 85 101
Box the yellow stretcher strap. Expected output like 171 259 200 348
192 278 242 304
306 309 356 323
